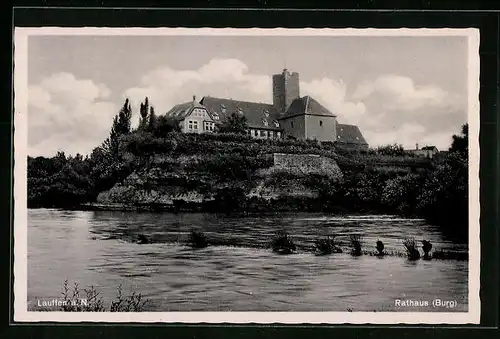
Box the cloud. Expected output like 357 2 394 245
28 72 116 156
348 74 465 149
301 78 367 126
352 74 461 111
29 60 464 156
124 58 364 128
124 59 463 150
125 58 272 116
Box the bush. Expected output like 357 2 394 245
271 231 296 255
314 236 342 255
376 240 385 256
349 234 363 256
60 279 149 312
187 230 208 249
402 238 421 260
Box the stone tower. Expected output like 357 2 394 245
272 68 300 114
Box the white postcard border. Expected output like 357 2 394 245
13 27 481 324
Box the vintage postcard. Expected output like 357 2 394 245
13 27 480 324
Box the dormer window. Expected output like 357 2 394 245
262 119 268 127
263 109 270 118
213 112 219 120
273 120 280 128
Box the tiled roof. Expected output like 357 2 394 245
280 95 337 119
421 146 438 151
164 100 215 121
336 124 368 145
164 101 196 120
200 96 282 130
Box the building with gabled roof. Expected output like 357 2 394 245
408 144 440 158
163 68 368 148
335 124 368 149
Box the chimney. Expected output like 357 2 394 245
416 143 419 150
192 95 196 102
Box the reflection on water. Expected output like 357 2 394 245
28 209 468 312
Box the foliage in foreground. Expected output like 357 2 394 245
60 279 149 312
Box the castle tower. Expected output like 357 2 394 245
273 68 300 114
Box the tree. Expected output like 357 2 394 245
218 111 248 135
148 106 157 132
449 123 468 154
116 98 132 135
417 151 468 241
153 115 181 136
139 97 150 130
101 98 133 159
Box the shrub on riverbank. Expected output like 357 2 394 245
59 279 149 312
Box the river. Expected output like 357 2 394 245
27 208 468 312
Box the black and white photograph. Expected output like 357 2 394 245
14 27 480 324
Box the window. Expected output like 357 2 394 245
262 119 268 127
188 120 193 130
260 130 267 138
277 132 281 139
273 120 280 128
320 120 323 127
269 131 274 138
263 109 270 118
291 121 294 128
204 121 215 132
193 121 198 130
213 112 219 120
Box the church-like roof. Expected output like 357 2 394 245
336 124 368 145
200 96 282 130
279 95 337 120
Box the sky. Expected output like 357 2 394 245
26 33 469 156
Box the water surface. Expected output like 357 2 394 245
28 209 468 312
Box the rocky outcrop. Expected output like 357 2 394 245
97 153 343 206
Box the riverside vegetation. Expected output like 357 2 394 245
28 98 469 242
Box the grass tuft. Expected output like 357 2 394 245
349 234 363 256
376 240 385 256
403 238 421 260
271 231 296 255
187 230 208 249
314 236 342 255
421 240 432 259
60 279 149 312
